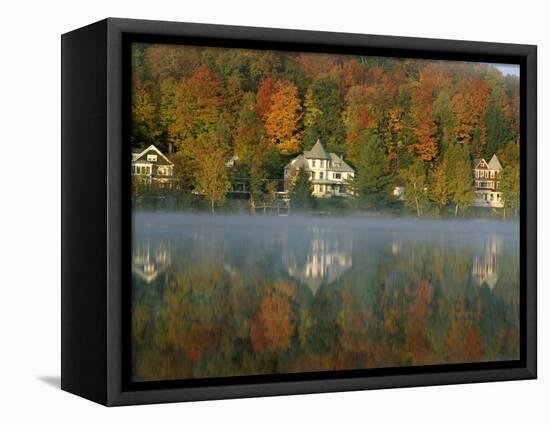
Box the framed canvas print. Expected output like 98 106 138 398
61 18 537 406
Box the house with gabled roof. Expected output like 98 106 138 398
131 144 174 187
284 140 355 198
473 154 503 208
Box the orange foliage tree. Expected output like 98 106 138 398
256 77 275 119
260 79 303 155
169 66 226 150
409 71 439 161
452 78 490 150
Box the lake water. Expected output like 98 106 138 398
131 212 520 382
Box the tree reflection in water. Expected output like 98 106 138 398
131 212 520 382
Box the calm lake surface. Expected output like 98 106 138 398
131 212 520 382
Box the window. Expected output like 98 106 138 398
131 166 136 174
320 172 324 179
312 160 317 167
147 154 158 162
490 171 494 178
334 173 341 179
320 185 324 193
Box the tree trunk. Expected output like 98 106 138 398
211 199 215 214
454 203 459 217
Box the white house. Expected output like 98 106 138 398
473 154 503 208
131 144 174 187
284 140 355 198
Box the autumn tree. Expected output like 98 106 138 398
452 79 490 155
409 72 439 161
170 66 226 151
234 93 269 206
296 53 340 80
192 133 230 213
256 77 275 119
144 44 202 81
428 159 450 213
131 80 160 147
343 85 377 146
446 143 475 216
262 79 303 155
339 59 367 94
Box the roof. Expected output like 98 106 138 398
488 154 503 171
327 153 354 172
285 148 355 174
304 140 330 160
285 154 310 171
473 158 488 169
132 145 173 165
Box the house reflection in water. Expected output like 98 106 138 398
283 228 352 296
132 241 171 284
472 236 500 290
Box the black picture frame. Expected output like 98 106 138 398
61 17 537 406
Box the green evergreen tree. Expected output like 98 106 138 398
302 77 345 153
484 95 510 157
289 169 314 210
498 142 520 218
349 131 392 203
500 163 520 218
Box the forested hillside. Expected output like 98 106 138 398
131 43 520 215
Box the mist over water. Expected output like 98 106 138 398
131 211 520 382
